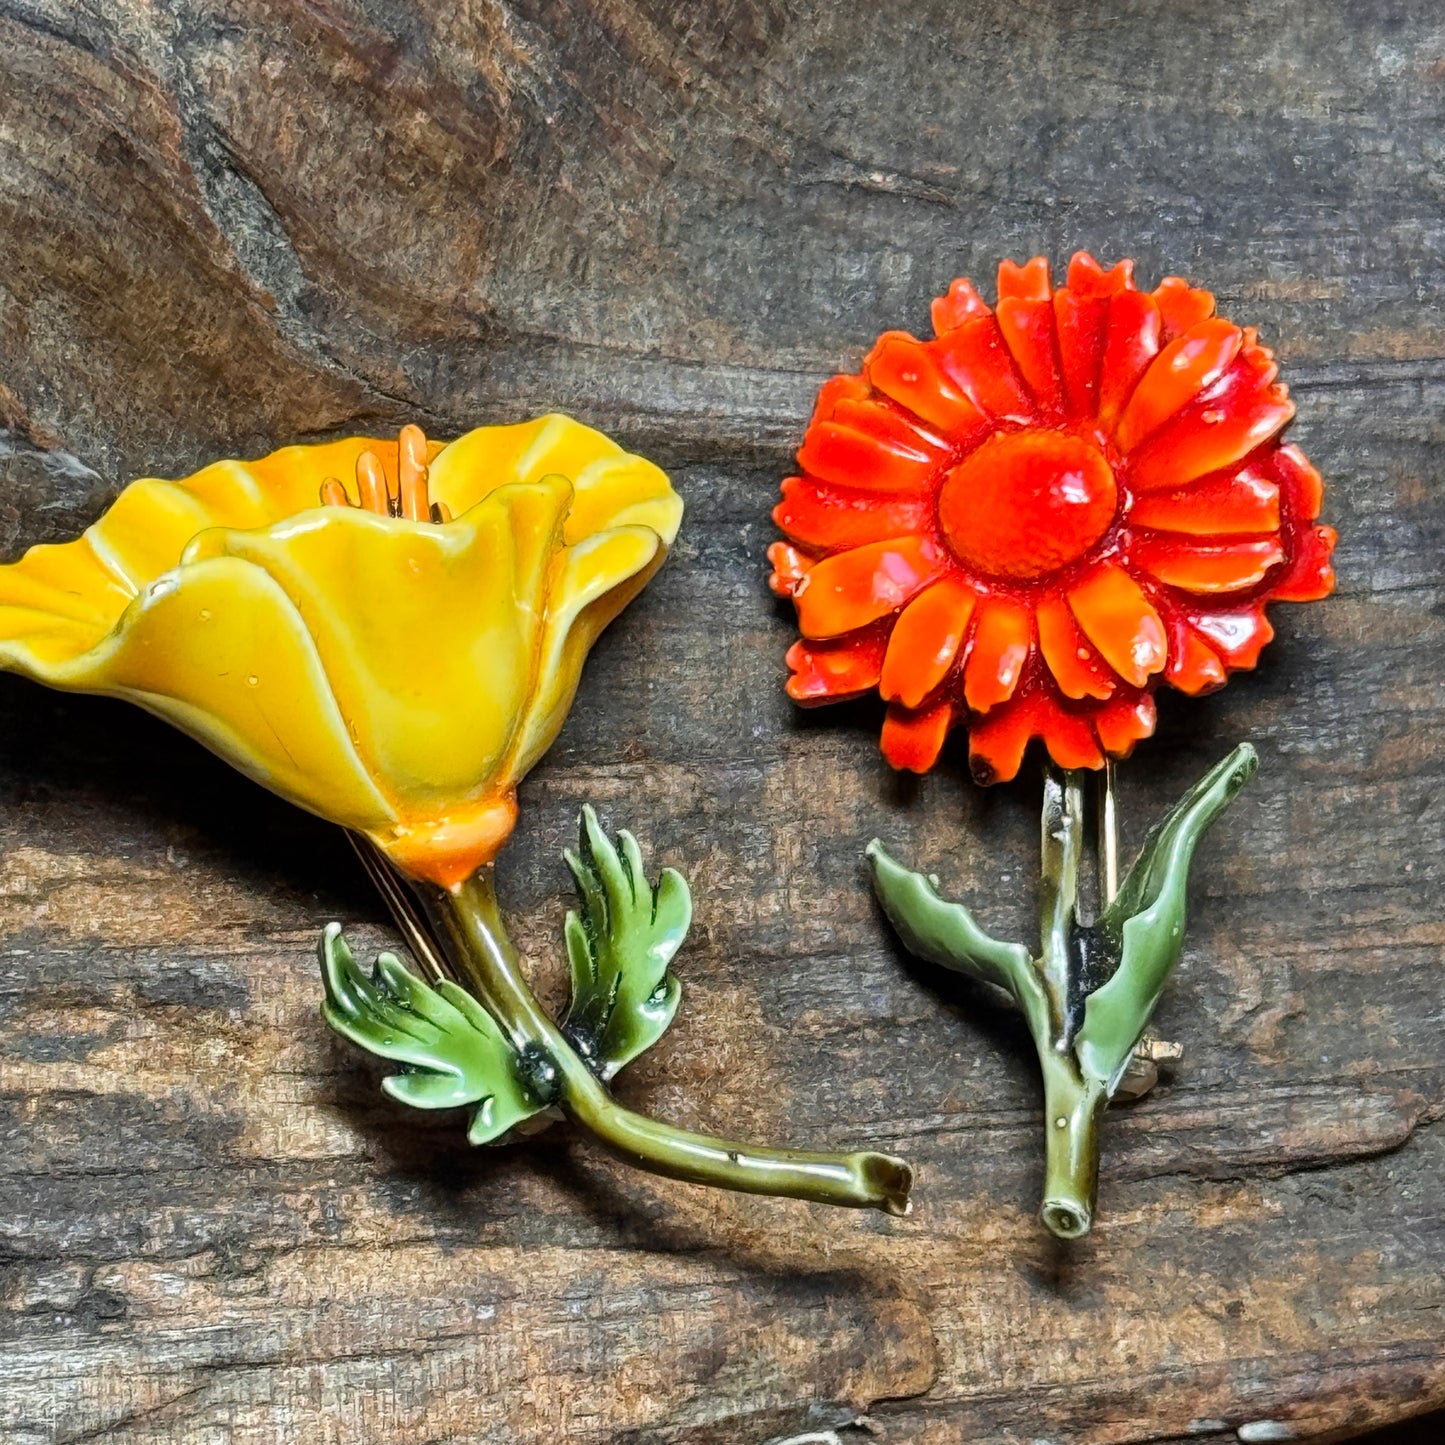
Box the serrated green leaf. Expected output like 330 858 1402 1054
1076 743 1257 1092
560 805 689 1079
318 923 545 1144
867 840 1050 1040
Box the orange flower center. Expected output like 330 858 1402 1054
937 430 1118 581
319 423 452 522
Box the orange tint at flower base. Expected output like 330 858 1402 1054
769 252 1336 782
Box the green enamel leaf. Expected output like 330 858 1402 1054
1076 743 1257 1092
560 805 688 1079
867 840 1050 1039
318 923 545 1145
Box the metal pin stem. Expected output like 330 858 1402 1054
346 833 452 985
1098 757 1119 907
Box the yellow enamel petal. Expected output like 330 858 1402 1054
83 448 412 600
424 416 558 518
426 415 681 546
0 449 383 652
510 523 667 778
173 459 273 524
506 415 678 543
514 414 626 489
33 556 394 830
0 536 131 641
84 479 225 594
0 610 108 669
562 453 683 547
184 478 572 807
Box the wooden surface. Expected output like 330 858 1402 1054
1 2 1442 1441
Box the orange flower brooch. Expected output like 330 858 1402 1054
771 253 1336 1237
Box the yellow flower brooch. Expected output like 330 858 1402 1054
0 416 912 1215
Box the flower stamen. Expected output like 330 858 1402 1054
356 450 390 514
398 423 430 521
319 425 448 523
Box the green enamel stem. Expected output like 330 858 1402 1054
1039 764 1086 1028
1038 1047 1106 1240
869 746 1255 1241
442 870 914 1216
1036 764 1101 1239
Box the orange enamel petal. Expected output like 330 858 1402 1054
970 689 1106 775
967 701 1034 784
1187 605 1274 668
831 398 948 455
1164 625 1227 694
997 256 1052 302
1114 319 1246 453
1272 524 1337 602
1131 536 1285 593
881 699 953 773
767 541 813 597
1068 564 1167 687
1097 289 1163 429
807 372 872 426
962 597 1033 712
786 634 886 705
1066 252 1135 298
1151 276 1216 339
794 536 944 639
1037 696 1105 771
933 316 1037 425
996 297 1066 415
1093 693 1157 756
1128 357 1295 493
866 333 991 440
319 479 350 508
1128 467 1280 535
1274 442 1324 520
1129 389 1296 494
1036 593 1115 700
1054 290 1109 419
798 421 942 493
931 277 991 335
880 577 976 708
774 475 932 553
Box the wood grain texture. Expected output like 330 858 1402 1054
1 1 1442 1441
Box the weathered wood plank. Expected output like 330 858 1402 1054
2 1 1443 1441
